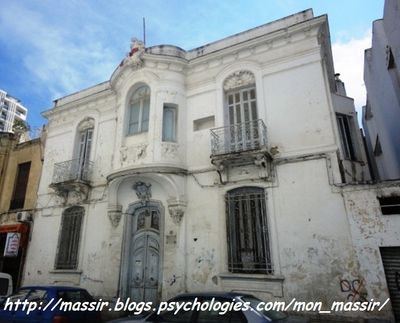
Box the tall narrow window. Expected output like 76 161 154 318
55 206 84 270
336 114 356 160
77 128 93 181
226 87 258 127
128 85 150 135
9 162 31 210
162 104 177 142
223 71 261 153
226 187 272 274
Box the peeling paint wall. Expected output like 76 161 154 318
343 183 400 320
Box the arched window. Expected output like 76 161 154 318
75 118 94 181
128 85 150 135
223 71 260 152
224 71 257 126
55 206 84 270
225 187 272 274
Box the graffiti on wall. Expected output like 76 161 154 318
340 278 368 302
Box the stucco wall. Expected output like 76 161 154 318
0 137 43 213
343 183 400 320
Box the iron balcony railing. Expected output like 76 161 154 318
210 119 267 156
52 158 93 184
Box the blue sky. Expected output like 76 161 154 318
0 0 384 131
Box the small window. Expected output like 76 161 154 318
55 206 84 270
378 196 400 215
9 162 31 210
336 114 356 161
386 46 396 69
128 85 150 135
364 100 373 120
162 104 177 142
0 278 10 295
193 116 215 131
26 289 47 304
374 135 383 156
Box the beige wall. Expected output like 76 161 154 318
0 134 16 206
0 135 43 214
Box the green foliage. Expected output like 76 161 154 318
12 119 30 133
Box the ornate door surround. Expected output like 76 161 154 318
120 200 164 302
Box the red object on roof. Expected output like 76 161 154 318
130 47 139 55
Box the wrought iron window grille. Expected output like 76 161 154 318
55 206 84 270
226 188 273 274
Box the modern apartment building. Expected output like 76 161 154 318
0 89 28 133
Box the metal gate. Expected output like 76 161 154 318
380 247 400 322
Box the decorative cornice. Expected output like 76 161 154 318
223 71 255 91
106 165 187 183
110 38 146 88
133 181 152 205
42 87 113 119
187 16 323 68
108 204 122 228
167 198 187 224
77 117 95 131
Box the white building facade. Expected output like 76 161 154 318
0 89 28 133
363 0 400 181
24 10 400 321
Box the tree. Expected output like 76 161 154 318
12 119 30 133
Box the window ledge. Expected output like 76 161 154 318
49 269 82 275
219 272 284 281
125 130 149 137
343 158 365 165
219 272 284 298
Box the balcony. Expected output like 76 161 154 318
211 119 267 156
50 159 93 202
210 119 270 170
52 159 93 183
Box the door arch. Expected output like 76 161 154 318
120 201 163 303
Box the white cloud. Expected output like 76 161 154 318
0 2 121 100
332 30 372 114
